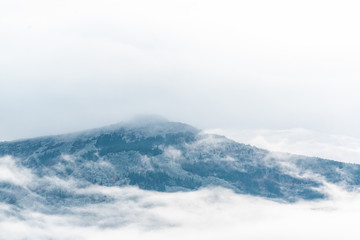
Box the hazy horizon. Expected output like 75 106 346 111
1 0 360 142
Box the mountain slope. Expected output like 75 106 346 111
1 119 360 207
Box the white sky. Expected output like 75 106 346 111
1 0 360 141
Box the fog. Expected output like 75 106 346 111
1 0 360 140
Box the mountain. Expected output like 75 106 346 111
1 119 360 209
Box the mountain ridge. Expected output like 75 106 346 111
1 120 359 208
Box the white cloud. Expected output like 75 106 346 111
206 128 360 164
0 156 34 185
1 185 360 240
61 154 75 163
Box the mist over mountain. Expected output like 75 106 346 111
1 118 360 212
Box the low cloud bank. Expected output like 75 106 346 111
1 183 360 240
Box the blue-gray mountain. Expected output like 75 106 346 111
1 119 360 207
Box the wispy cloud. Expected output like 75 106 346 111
206 128 360 164
0 156 34 185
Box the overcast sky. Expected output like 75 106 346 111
1 0 360 141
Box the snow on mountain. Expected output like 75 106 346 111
1 119 360 211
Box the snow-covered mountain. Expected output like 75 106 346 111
1 119 360 208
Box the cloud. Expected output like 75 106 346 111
206 128 360 164
1 184 360 240
0 156 34 185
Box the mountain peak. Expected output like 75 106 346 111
128 114 169 125
101 116 200 138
